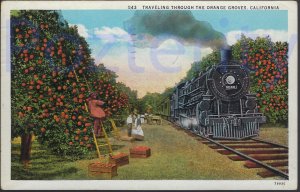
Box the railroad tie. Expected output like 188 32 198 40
213 141 257 145
228 154 288 161
244 160 288 168
217 149 288 155
209 144 278 149
257 169 288 178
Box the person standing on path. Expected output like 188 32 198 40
131 112 137 136
87 92 106 138
132 114 144 140
126 113 133 137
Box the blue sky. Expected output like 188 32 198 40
62 10 134 29
61 10 288 97
62 10 287 34
191 10 287 33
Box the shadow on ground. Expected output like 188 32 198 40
11 140 125 180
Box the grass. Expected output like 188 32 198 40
261 123 287 128
11 137 124 180
12 138 82 180
257 127 288 146
11 122 288 180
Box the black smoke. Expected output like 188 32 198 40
124 10 226 48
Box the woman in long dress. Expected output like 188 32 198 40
132 115 144 140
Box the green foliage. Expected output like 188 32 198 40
182 50 220 82
91 65 130 118
11 138 90 179
11 10 96 157
184 61 201 81
199 50 220 71
11 10 133 158
139 87 174 114
236 35 288 124
116 82 138 113
139 92 162 114
160 87 175 99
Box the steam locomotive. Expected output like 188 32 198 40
158 48 266 139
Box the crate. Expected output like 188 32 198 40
109 153 129 167
130 146 151 158
88 162 117 179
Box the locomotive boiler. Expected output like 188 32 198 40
160 48 266 139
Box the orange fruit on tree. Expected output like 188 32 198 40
87 144 92 148
41 127 46 133
85 123 92 127
84 136 89 141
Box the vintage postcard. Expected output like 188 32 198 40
1 0 298 190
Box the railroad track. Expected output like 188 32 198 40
170 122 289 180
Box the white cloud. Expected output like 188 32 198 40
158 39 180 49
70 24 89 38
226 29 288 45
94 27 131 42
93 43 213 98
199 47 213 59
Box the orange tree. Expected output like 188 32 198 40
92 64 130 125
116 82 138 113
232 35 288 124
11 10 129 163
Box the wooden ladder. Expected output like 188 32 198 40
82 93 113 161
108 118 121 140
97 121 113 155
71 63 113 161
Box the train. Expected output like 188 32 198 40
158 48 266 139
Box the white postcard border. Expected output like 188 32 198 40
1 1 298 190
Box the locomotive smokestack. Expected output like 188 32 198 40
221 47 232 63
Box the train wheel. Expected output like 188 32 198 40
196 125 208 137
187 119 193 130
192 124 199 134
179 116 185 129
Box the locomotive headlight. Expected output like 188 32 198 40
225 75 235 85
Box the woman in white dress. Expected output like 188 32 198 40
132 115 144 140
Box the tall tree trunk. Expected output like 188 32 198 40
20 133 33 167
